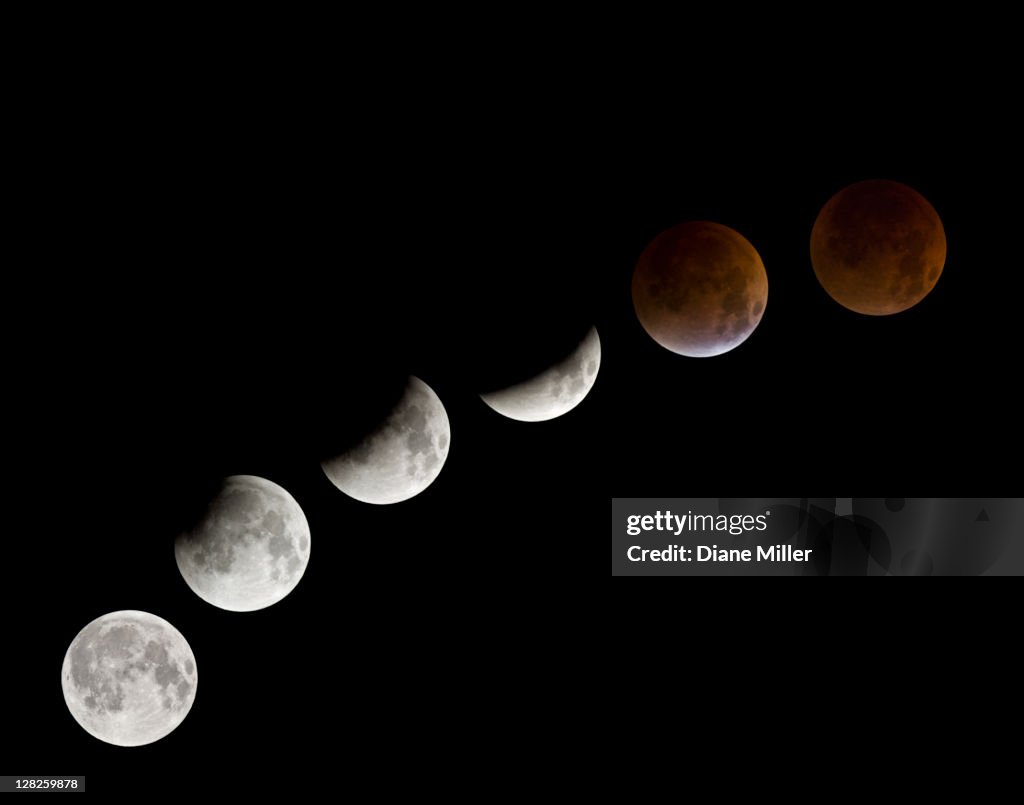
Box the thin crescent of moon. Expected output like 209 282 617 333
480 327 601 422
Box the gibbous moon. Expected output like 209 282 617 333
175 475 311 612
811 180 946 315
481 327 601 422
322 376 450 504
61 610 197 747
632 221 768 357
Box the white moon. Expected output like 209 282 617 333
480 326 601 422
321 375 450 505
61 610 197 747
175 475 311 612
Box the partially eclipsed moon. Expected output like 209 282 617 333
321 376 450 504
481 327 600 422
811 180 946 315
175 475 311 612
61 610 197 747
632 221 768 357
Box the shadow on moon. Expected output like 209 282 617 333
310 371 411 464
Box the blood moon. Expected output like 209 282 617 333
632 222 768 358
811 180 946 315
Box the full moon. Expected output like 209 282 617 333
322 375 450 504
480 327 601 422
61 610 197 747
632 221 768 357
175 475 311 612
810 180 946 315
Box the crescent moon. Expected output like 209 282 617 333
321 376 450 504
480 327 601 422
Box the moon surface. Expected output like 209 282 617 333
322 375 450 504
481 327 601 422
632 221 768 357
61 610 197 747
175 475 311 612
811 179 946 315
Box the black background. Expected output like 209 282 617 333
7 19 1021 793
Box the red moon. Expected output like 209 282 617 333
810 180 946 315
632 221 768 357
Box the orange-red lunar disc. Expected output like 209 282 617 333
632 221 768 357
810 180 946 315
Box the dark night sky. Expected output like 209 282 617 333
6 30 1021 791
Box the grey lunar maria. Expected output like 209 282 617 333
175 475 311 611
61 610 197 746
321 375 451 504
